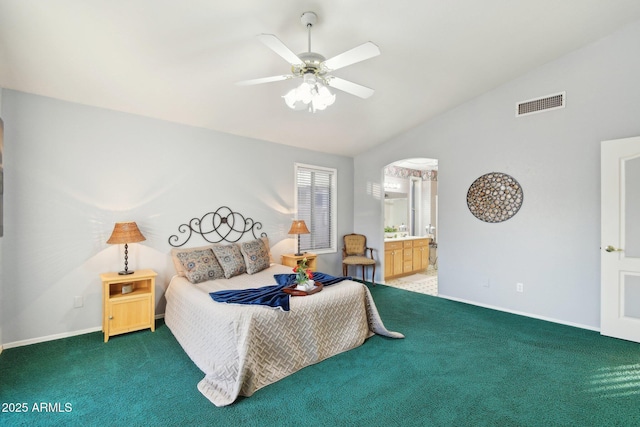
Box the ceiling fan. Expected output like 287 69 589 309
236 11 380 112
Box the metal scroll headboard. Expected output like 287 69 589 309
168 206 266 247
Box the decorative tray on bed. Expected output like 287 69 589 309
283 282 323 296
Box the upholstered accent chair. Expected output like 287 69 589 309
342 233 376 285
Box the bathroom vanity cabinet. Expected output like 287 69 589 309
384 237 431 280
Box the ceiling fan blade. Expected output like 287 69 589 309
326 77 375 99
236 74 295 86
322 42 381 72
258 34 304 67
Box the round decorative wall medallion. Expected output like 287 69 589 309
466 172 523 223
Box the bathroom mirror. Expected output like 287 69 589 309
384 194 408 233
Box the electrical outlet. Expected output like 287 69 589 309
516 283 524 293
74 296 83 308
483 279 490 288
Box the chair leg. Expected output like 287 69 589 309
361 265 365 282
371 264 376 286
343 264 347 277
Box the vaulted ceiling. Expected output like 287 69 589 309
2 1 640 156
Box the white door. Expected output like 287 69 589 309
601 136 640 342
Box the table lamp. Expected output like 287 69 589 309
288 220 310 256
107 222 146 275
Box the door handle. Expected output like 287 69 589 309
605 245 623 252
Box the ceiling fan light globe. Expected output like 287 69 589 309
283 77 335 111
299 83 314 103
283 89 298 109
313 102 327 111
313 98 332 110
317 86 336 105
283 89 309 110
312 96 333 111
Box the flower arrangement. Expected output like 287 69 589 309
293 257 314 285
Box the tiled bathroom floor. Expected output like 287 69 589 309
382 265 438 296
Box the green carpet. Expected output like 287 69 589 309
1 284 639 426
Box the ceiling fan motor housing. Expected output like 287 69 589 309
292 52 327 77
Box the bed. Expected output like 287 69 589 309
164 207 403 406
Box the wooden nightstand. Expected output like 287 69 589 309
100 269 157 343
280 253 317 271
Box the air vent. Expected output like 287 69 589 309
516 92 565 117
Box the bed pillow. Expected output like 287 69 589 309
212 244 247 279
176 249 225 284
170 244 216 277
260 236 275 265
240 238 271 274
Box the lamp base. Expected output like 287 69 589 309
119 244 134 275
294 235 306 257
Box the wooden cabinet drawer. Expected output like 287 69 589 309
403 241 413 248
413 238 431 247
385 241 403 250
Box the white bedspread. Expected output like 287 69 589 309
164 264 403 406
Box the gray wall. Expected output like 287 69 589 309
354 20 640 329
0 88 3 349
0 91 354 345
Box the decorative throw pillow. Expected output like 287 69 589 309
212 244 247 279
240 238 271 274
176 249 224 284
260 236 274 265
170 245 216 277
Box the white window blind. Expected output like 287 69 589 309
295 163 337 254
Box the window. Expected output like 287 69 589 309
295 163 337 254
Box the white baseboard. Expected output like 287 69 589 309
437 293 600 332
2 326 103 350
2 314 166 350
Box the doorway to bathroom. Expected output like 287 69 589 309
382 158 438 296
